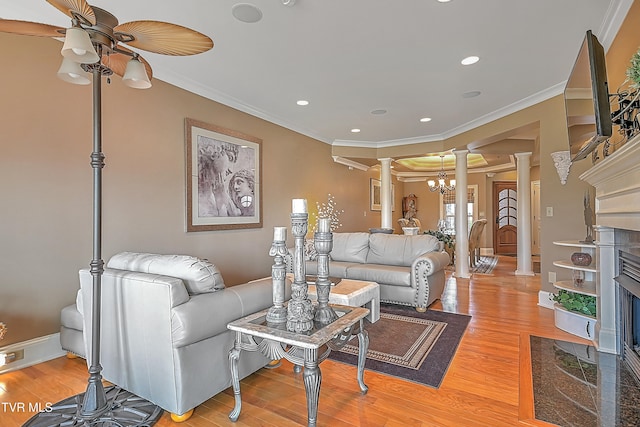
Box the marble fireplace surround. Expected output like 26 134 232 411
580 134 640 355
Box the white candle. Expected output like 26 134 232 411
318 218 331 233
273 226 287 241
292 198 307 213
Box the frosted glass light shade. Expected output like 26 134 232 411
427 180 435 187
123 57 152 89
61 27 99 64
449 179 456 187
57 57 91 85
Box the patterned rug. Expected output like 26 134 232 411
328 304 470 388
471 256 498 274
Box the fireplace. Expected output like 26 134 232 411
616 249 640 381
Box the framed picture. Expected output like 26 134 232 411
370 178 395 211
185 118 262 231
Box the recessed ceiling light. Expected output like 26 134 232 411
351 128 361 133
437 0 452 2
371 109 387 115
232 3 263 23
420 117 432 122
461 56 480 65
296 100 309 106
462 90 481 98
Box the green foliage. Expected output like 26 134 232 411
425 230 455 249
551 289 597 317
627 49 640 88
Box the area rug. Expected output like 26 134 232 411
328 304 471 388
471 256 498 274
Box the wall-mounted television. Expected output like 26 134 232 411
564 30 612 162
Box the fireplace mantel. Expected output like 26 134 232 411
580 134 640 232
577 134 640 355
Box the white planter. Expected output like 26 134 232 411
554 304 597 341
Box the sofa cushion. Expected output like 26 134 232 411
107 252 225 295
366 234 441 267
331 232 370 263
305 260 360 277
345 263 411 287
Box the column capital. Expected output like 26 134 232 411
453 149 469 158
514 152 533 159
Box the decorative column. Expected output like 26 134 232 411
379 157 393 230
515 152 534 276
287 199 315 333
454 150 470 278
313 218 337 323
266 226 288 324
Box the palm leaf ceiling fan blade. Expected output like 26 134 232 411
114 21 213 56
0 20 64 37
46 0 96 25
106 48 153 80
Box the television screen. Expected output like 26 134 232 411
563 30 612 162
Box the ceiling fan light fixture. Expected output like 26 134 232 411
123 55 152 89
61 26 99 64
57 57 91 85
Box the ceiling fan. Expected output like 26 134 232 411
0 0 213 86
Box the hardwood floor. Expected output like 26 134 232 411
0 256 589 426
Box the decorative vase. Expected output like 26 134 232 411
572 269 585 287
571 252 592 267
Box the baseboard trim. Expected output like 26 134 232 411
0 333 65 374
537 291 555 309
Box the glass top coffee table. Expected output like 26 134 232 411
227 304 369 427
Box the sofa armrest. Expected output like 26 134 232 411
171 277 292 348
411 251 450 277
411 251 451 309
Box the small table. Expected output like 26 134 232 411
307 279 380 323
227 304 369 427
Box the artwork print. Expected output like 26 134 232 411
186 119 262 231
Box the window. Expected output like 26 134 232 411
440 185 478 234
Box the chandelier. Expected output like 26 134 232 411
427 155 456 194
0 1 213 426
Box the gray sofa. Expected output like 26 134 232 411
60 251 290 421
300 232 450 311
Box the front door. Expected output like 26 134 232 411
494 181 517 255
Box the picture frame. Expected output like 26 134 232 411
185 118 262 231
370 178 395 211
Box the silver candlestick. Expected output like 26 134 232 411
287 199 315 333
314 218 337 323
267 226 288 324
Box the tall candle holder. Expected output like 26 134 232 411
287 201 315 333
314 218 337 323
266 227 288 324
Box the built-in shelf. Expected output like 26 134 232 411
552 260 597 273
552 240 598 341
554 280 597 296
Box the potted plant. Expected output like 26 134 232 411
551 289 597 317
425 230 455 264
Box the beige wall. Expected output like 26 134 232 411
2 1 640 346
0 33 396 346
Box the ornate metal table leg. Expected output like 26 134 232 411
356 319 369 393
303 347 321 427
228 333 242 422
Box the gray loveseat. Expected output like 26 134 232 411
60 251 290 421
301 232 450 311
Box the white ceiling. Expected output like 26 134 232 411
0 0 633 149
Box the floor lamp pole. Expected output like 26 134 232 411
80 64 108 419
